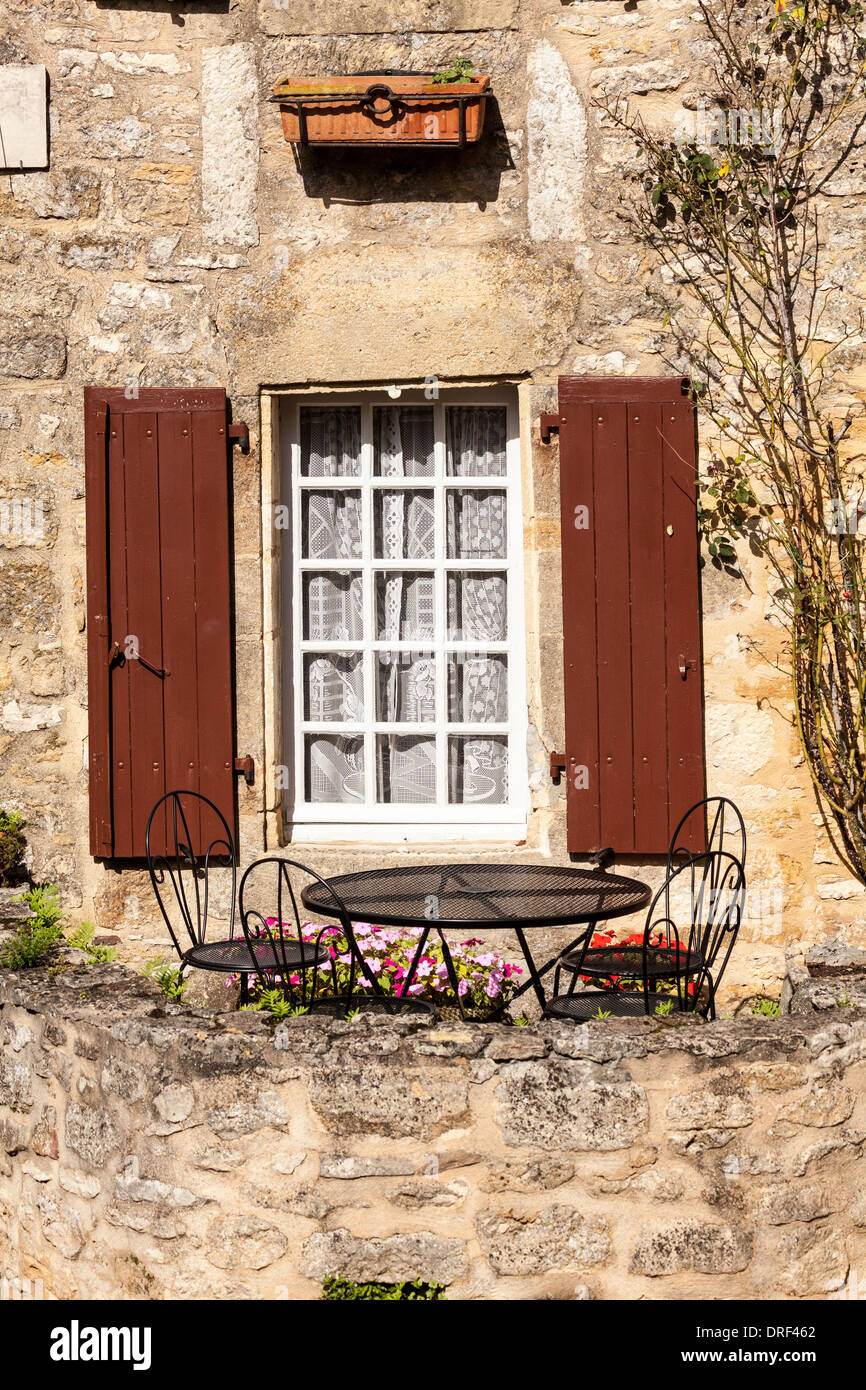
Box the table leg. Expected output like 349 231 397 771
399 926 431 999
508 924 595 1013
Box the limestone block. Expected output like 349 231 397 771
259 0 518 34
0 322 66 379
64 1103 120 1167
495 1059 649 1150
310 1062 469 1138
206 1215 289 1271
630 1220 752 1276
301 1228 468 1285
476 1204 611 1274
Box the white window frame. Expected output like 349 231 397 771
279 386 528 843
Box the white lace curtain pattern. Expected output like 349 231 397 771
302 403 510 807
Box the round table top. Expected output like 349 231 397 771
301 862 652 930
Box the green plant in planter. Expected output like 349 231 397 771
66 922 117 963
0 810 27 886
321 1277 445 1301
0 884 64 969
142 958 188 1000
431 58 475 85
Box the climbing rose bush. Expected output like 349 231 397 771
229 921 522 1011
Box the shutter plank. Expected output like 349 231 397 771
157 410 201 855
559 401 601 851
123 412 167 855
84 393 112 856
663 398 705 849
594 403 635 851
107 414 134 858
628 400 669 852
191 408 235 853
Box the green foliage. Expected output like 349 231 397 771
249 988 306 1020
0 810 27 886
321 1277 445 1301
697 458 765 570
832 987 853 1008
142 958 188 1000
653 999 675 1017
0 884 64 969
590 1007 613 1021
431 58 475 84
512 1015 531 1027
751 995 781 1017
66 922 117 963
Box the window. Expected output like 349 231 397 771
280 388 527 838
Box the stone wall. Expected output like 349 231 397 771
1 0 865 1001
2 960 866 1300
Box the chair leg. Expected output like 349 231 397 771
240 973 250 1005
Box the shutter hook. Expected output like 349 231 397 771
108 640 170 679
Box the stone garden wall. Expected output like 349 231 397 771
3 960 866 1301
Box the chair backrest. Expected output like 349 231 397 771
145 790 236 961
646 849 745 1014
238 857 372 1005
668 796 747 870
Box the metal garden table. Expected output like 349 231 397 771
301 863 652 1015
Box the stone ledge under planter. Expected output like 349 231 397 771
2 961 866 1300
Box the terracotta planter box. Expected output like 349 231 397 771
272 71 491 147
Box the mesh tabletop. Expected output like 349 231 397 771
300 863 651 929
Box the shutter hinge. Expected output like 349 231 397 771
228 422 250 454
234 755 255 786
549 751 567 782
540 413 563 445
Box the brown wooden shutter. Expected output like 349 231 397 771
84 388 237 858
550 376 705 855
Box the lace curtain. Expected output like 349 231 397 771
302 404 509 808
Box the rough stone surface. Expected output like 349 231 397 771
2 964 865 1299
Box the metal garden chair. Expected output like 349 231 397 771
238 857 435 1017
145 790 259 1001
545 848 746 1022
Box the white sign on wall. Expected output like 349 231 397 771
0 66 48 170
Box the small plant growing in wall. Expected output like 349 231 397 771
66 922 117 964
0 810 27 886
142 958 188 1001
0 884 64 969
321 1276 445 1301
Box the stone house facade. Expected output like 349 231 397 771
1 0 864 999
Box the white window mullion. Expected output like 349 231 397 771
361 400 375 808
433 398 448 807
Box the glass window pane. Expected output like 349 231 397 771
374 405 435 477
446 406 507 477
304 653 364 722
447 572 507 641
448 736 508 804
304 572 363 641
376 735 437 804
302 490 362 559
305 735 365 803
447 653 508 723
374 490 435 559
376 571 435 642
300 406 361 477
446 490 507 559
377 653 435 724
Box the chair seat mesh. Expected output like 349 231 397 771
306 993 436 1018
560 944 703 979
545 989 692 1022
186 939 329 972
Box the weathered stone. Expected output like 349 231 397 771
476 1205 611 1274
153 1084 195 1125
201 44 259 249
0 323 66 379
776 1084 856 1129
485 1032 550 1062
310 1063 469 1139
482 1156 575 1193
630 1221 752 1277
750 1183 832 1226
100 1057 147 1103
805 940 866 977
387 1178 468 1209
776 1224 848 1297
301 1229 467 1285
319 1154 415 1180
64 1104 120 1168
206 1215 288 1271
37 1194 84 1260
495 1060 648 1151
0 1053 32 1112
205 1091 288 1139
666 1088 754 1132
